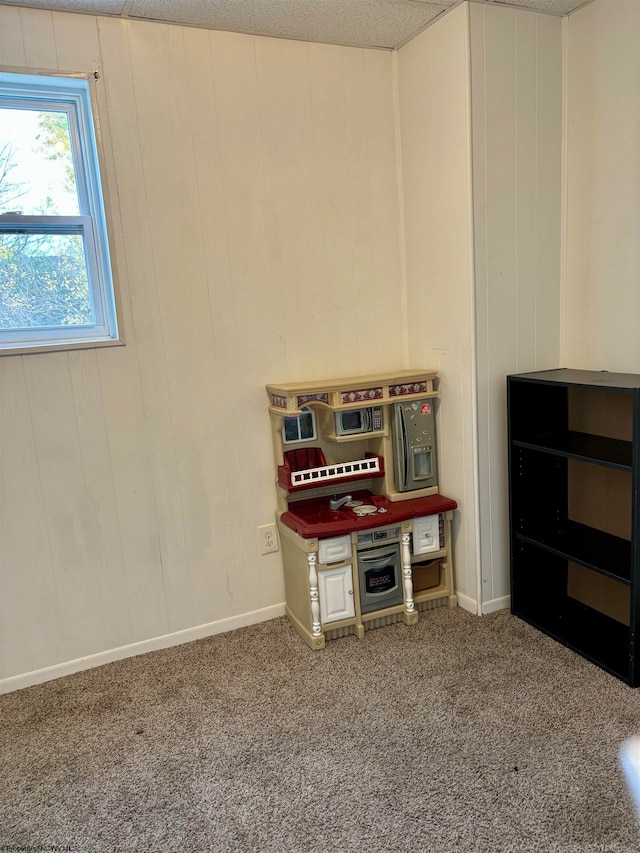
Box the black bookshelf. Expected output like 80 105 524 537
508 369 640 686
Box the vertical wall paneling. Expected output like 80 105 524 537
22 354 108 658
0 5 26 65
534 14 562 365
469 4 562 612
209 30 272 376
0 9 405 689
564 0 640 371
19 7 58 70
515 14 537 372
52 7 100 68
94 18 170 643
398 3 562 614
66 350 133 650
342 48 376 374
364 49 405 348
210 30 282 615
128 22 208 630
398 4 480 611
0 358 65 676
51 4 134 653
480 5 516 610
307 43 356 380
343 48 406 377
255 37 320 381
178 26 240 623
471 3 515 610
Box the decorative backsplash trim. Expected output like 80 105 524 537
389 382 427 397
341 387 383 404
297 393 329 406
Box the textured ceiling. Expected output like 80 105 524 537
0 0 592 49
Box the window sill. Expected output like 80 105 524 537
0 337 126 358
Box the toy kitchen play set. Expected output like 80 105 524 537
266 369 457 649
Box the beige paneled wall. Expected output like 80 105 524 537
397 4 480 612
0 0 570 688
398 3 562 615
0 6 405 689
470 3 562 612
564 0 640 370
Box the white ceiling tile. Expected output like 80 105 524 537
0 0 595 49
482 0 586 14
127 0 448 49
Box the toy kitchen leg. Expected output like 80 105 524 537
307 552 323 640
443 510 457 608
401 530 419 626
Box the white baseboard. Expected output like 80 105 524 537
481 595 510 615
455 592 479 614
0 603 286 695
0 593 513 695
450 592 510 615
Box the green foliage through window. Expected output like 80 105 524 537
0 233 92 329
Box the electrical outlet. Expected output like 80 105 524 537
259 523 280 555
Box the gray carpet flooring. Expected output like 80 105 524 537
2 607 640 852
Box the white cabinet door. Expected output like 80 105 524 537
319 564 355 624
412 514 441 555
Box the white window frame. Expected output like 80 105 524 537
0 70 122 354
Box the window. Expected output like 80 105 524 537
0 71 120 354
282 407 317 444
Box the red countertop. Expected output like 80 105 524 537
280 489 457 539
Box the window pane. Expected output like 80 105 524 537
284 417 300 443
300 412 315 439
0 232 93 328
0 108 80 216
